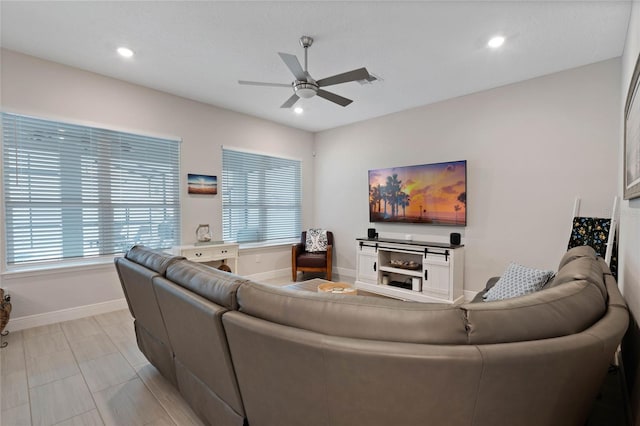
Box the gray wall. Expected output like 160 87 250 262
0 49 315 319
314 59 620 292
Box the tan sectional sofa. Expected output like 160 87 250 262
115 245 628 426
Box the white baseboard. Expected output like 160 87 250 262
7 298 129 332
334 267 356 282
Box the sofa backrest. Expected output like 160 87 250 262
223 310 483 426
236 281 468 344
152 261 247 425
557 244 597 270
237 251 610 346
114 245 184 385
463 247 608 344
462 279 606 344
165 260 247 309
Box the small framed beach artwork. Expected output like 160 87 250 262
188 174 217 195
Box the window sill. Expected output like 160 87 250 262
238 239 299 251
1 256 120 279
0 241 299 279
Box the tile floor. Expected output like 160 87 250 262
0 274 340 426
0 309 205 426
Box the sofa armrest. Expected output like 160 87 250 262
292 243 304 256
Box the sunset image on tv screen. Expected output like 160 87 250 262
368 160 466 226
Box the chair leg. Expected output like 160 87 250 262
326 245 333 281
292 268 297 282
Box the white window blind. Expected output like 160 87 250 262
222 148 301 244
2 113 181 266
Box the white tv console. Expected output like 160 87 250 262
355 238 464 303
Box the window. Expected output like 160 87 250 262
1 113 181 266
222 147 301 244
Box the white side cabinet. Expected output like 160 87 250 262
355 238 464 304
172 242 239 274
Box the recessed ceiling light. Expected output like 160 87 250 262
117 47 134 58
487 36 505 49
294 107 304 115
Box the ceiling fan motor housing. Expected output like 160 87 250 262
293 80 318 98
299 36 313 48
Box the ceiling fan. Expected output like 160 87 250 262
239 35 374 108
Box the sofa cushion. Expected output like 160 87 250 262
236 282 469 344
483 263 554 301
296 252 329 268
166 261 248 310
557 245 597 270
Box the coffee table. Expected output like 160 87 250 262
287 278 385 298
317 281 358 295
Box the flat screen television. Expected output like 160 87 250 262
368 160 466 226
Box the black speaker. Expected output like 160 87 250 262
450 232 461 246
367 228 377 239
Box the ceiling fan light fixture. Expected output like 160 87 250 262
296 88 315 98
487 36 505 49
117 46 134 58
293 81 318 98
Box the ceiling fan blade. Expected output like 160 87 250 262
278 53 307 81
238 80 291 88
316 89 353 107
316 67 370 87
280 93 300 108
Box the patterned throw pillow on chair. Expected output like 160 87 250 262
306 229 328 252
483 262 554 302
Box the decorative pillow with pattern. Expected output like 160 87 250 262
483 262 554 302
305 229 328 252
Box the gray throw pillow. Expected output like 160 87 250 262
483 262 555 302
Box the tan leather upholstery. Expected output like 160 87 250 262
463 279 606 344
114 245 184 385
291 231 333 281
237 281 468 344
557 244 597 269
115 244 628 426
223 312 483 426
153 262 246 425
226 252 627 426
549 256 608 299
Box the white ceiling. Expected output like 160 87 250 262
0 1 632 132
